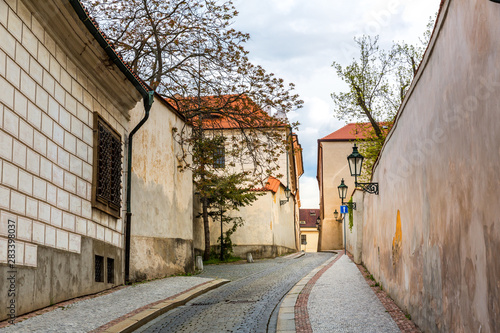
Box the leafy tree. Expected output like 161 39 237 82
331 17 435 179
203 172 259 260
84 0 302 260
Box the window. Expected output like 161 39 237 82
92 113 122 218
95 255 104 282
301 234 307 245
213 145 225 168
107 258 115 284
309 211 316 216
299 220 306 225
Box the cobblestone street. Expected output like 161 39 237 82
135 253 334 333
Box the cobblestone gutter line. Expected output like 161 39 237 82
94 279 229 333
276 252 341 333
294 253 343 333
347 252 422 333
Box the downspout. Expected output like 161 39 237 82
288 128 299 251
125 91 154 283
68 0 155 283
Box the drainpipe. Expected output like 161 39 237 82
68 0 155 284
125 91 154 283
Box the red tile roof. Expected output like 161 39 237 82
168 94 287 129
251 176 282 193
299 209 320 228
319 122 390 141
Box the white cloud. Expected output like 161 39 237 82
232 0 440 206
299 176 320 209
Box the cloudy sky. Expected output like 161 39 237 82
232 0 440 208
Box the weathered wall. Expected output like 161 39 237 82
362 0 500 332
0 0 139 319
130 98 194 280
209 187 296 259
318 140 354 250
345 190 363 264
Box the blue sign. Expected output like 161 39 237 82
340 205 348 214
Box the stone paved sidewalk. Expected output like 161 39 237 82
308 254 400 333
0 276 215 333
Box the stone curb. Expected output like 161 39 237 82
276 253 339 333
101 279 230 333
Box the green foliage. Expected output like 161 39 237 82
204 255 242 265
85 0 303 260
332 16 435 179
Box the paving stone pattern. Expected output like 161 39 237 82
136 252 334 333
1 276 212 333
308 255 400 333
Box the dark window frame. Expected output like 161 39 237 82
107 257 115 284
213 145 225 169
95 255 104 282
301 234 307 245
92 112 123 219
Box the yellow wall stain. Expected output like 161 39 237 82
270 221 273 230
392 210 403 266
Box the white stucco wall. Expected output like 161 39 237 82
130 97 194 279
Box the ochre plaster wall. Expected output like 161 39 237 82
319 140 355 250
362 1 500 331
300 228 319 252
130 98 194 280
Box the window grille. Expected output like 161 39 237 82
95 255 104 282
213 146 225 168
301 235 307 245
92 113 122 218
107 257 114 284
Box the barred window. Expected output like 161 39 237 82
92 113 122 218
301 234 307 245
95 255 104 282
213 146 225 169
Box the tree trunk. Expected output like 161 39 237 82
202 196 211 261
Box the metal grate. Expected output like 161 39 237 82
95 255 104 282
107 257 114 284
96 120 122 210
213 146 225 168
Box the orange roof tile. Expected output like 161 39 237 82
251 176 282 193
168 94 287 130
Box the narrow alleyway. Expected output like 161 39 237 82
135 253 334 333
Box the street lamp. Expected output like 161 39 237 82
333 209 342 223
347 144 379 195
280 186 291 205
337 179 348 255
337 178 348 205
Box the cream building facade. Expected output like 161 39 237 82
299 208 319 253
0 0 193 319
193 105 303 259
316 124 367 251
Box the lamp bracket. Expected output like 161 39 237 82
280 199 288 206
347 202 357 210
356 182 379 195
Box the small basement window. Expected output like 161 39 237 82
107 257 114 284
95 255 104 282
